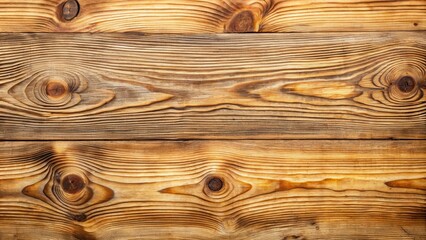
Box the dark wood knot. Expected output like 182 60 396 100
397 76 416 93
61 0 80 21
46 81 67 99
207 177 224 192
72 213 87 222
226 10 256 33
62 174 85 194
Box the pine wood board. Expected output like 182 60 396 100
0 0 424 33
0 32 425 140
0 140 425 239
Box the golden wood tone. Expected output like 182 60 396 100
1 33 425 140
0 0 424 33
0 0 425 238
0 141 425 239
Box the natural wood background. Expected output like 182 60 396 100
1 32 425 140
0 0 425 33
0 0 425 239
0 141 425 239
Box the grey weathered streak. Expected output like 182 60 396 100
0 32 425 140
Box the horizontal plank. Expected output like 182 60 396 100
1 32 426 140
0 140 425 239
0 0 424 33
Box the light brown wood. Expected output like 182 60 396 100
0 140 425 239
0 0 424 33
0 0 424 239
1 32 425 140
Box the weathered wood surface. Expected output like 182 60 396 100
0 0 424 33
0 140 424 239
1 32 425 140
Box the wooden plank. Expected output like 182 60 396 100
0 140 424 239
1 32 425 140
0 0 424 33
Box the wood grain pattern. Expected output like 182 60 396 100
1 32 425 140
0 140 424 239
0 0 424 33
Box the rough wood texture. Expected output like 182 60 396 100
0 0 424 33
1 32 425 140
0 140 425 239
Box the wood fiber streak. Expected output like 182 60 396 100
0 0 424 32
0 141 424 239
1 33 425 140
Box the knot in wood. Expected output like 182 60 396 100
61 0 80 21
46 81 67 99
397 76 416 93
207 177 224 192
62 174 85 194
226 10 256 33
72 213 87 222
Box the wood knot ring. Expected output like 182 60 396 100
226 10 256 33
46 81 67 99
61 174 85 194
61 0 80 21
397 76 416 93
207 177 224 192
